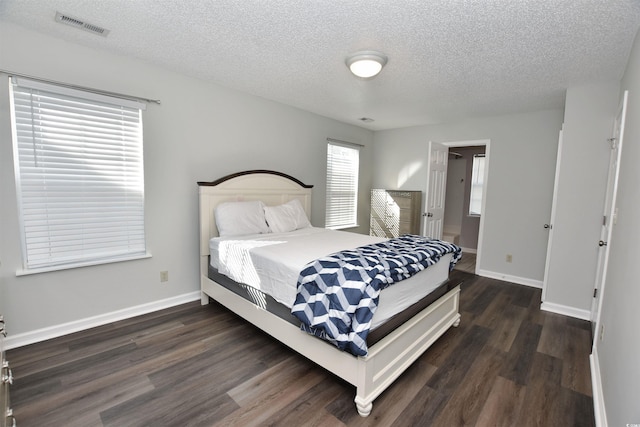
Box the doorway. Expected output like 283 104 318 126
424 139 490 275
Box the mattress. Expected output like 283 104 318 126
209 227 451 330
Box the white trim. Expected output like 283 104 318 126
460 247 477 254
540 301 591 320
4 291 201 350
590 348 608 427
442 139 489 148
477 269 543 289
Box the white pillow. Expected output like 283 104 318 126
264 199 312 233
215 201 270 237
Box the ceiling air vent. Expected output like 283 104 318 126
55 12 110 37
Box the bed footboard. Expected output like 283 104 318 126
201 271 460 417
353 285 460 416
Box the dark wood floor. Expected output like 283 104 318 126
454 252 476 274
8 271 594 426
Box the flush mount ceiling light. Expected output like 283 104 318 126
346 51 388 78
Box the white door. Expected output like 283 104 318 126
542 127 564 302
591 91 628 336
423 141 448 239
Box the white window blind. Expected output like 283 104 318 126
469 154 485 216
325 141 359 229
9 77 147 271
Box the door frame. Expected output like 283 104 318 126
426 139 490 275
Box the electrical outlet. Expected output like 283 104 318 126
506 254 512 263
599 324 605 341
160 271 169 282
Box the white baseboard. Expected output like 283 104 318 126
590 348 608 427
5 291 201 350
477 269 543 289
460 247 477 254
540 301 591 320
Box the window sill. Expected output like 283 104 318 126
16 252 152 276
326 224 359 231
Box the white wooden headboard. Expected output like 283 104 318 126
198 170 313 257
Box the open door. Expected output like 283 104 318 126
423 141 448 239
591 90 628 343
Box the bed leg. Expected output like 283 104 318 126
201 291 210 305
453 316 461 327
355 397 373 417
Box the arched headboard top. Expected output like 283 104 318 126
198 169 313 189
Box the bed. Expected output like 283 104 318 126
198 170 462 417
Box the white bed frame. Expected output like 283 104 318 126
198 170 461 417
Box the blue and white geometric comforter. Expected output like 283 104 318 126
291 235 462 356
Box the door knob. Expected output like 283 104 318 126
426 212 433 217
598 240 607 247
543 224 552 229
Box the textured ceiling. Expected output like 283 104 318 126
1 0 639 130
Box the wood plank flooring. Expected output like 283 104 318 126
453 252 476 274
7 271 594 426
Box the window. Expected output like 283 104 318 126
325 141 360 229
9 77 147 272
469 154 485 216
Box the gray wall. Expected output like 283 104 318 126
0 23 373 339
373 110 564 284
596 26 640 427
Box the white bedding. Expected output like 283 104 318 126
210 227 451 330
